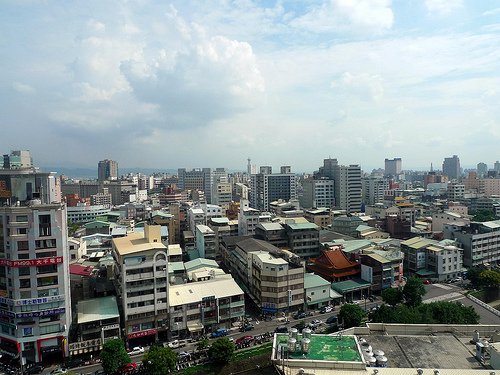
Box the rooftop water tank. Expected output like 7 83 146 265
302 328 312 340
290 328 298 340
376 355 388 367
302 338 311 354
367 356 377 367
288 337 297 352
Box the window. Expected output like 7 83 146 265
20 279 31 288
17 228 28 235
19 268 31 276
37 276 58 287
17 241 29 251
16 215 28 222
38 215 51 237
39 324 60 335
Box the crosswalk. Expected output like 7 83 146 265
432 283 453 290
423 292 464 304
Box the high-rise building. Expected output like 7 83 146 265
442 155 461 180
384 158 402 176
300 179 335 209
495 161 500 175
477 162 488 178
98 159 118 182
362 177 388 205
249 166 297 211
314 158 362 213
0 151 71 369
178 168 226 204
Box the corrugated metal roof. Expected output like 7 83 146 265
77 296 120 324
168 276 244 306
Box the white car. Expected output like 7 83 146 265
167 340 185 349
50 369 68 375
128 346 145 355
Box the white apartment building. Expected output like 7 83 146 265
301 179 335 209
195 225 217 259
444 220 500 267
362 177 388 206
237 199 271 236
0 153 71 369
334 164 362 213
168 275 244 337
66 203 111 224
112 225 169 346
211 177 232 211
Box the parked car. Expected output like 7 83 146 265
320 305 333 314
326 315 338 324
423 279 432 285
235 336 254 345
211 328 228 338
239 324 254 332
25 364 44 374
275 325 289 333
128 346 145 355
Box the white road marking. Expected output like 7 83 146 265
423 292 463 303
433 283 453 290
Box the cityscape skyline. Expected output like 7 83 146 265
1 1 500 171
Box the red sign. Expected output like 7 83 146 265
127 329 157 340
0 256 63 268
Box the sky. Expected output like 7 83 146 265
1 0 499 173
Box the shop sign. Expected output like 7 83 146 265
0 256 63 268
127 328 157 339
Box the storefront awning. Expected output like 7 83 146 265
187 322 204 332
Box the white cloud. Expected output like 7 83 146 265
331 72 384 102
291 0 394 34
12 82 35 94
424 0 463 15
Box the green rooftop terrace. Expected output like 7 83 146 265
276 334 362 362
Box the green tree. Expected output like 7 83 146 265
208 337 235 364
142 345 177 375
338 303 365 329
471 209 497 222
479 270 500 288
100 339 130 375
466 267 483 287
196 337 209 352
403 277 426 307
381 288 403 306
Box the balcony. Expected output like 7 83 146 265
126 272 154 281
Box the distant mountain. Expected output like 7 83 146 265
42 166 178 179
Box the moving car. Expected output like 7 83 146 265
118 362 137 373
128 346 144 355
326 315 338 324
235 335 254 345
167 340 185 348
293 312 306 320
275 325 288 333
239 324 254 332
211 328 228 338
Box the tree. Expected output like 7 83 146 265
403 277 426 307
208 337 235 364
196 337 209 352
381 288 403 306
100 339 130 375
142 345 177 375
471 209 496 222
338 303 365 329
479 270 500 288
466 267 483 287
